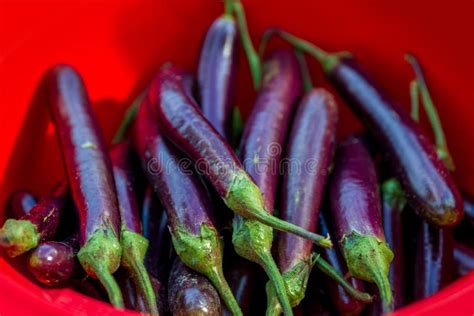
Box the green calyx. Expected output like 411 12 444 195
77 228 124 309
172 224 242 316
381 178 407 210
265 256 315 316
226 171 332 248
0 219 39 257
232 217 293 316
342 232 394 312
121 229 158 315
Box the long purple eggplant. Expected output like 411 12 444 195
132 96 241 315
266 88 337 314
148 63 330 247
329 135 394 312
0 183 68 257
168 258 223 316
198 14 238 140
318 211 367 316
413 222 454 300
456 194 474 241
381 178 407 308
46 65 123 308
224 257 257 316
232 49 301 316
28 237 78 286
8 190 36 219
453 243 474 277
267 30 463 228
110 142 158 314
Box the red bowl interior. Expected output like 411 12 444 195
0 0 473 315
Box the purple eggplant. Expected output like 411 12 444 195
381 178 407 308
453 243 474 277
413 222 454 300
462 194 474 228
110 142 158 314
198 14 238 140
28 237 78 286
266 88 337 314
133 95 241 315
0 183 68 257
168 258 223 316
224 258 257 316
267 30 463 228
455 194 474 241
8 190 36 219
46 65 123 308
148 63 330 247
329 135 394 312
318 212 367 316
233 49 302 316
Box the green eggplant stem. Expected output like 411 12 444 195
410 80 420 122
381 178 407 209
314 254 374 304
93 263 125 309
121 230 158 315
405 53 455 171
0 219 39 257
112 92 146 144
295 49 313 93
207 266 243 316
224 0 233 16
231 1 262 90
260 251 293 316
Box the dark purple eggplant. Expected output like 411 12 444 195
413 222 454 300
456 194 474 241
8 190 36 219
329 135 394 312
318 211 367 316
233 49 302 316
198 14 238 140
224 258 257 316
148 63 330 247
118 274 138 311
168 258 223 316
46 65 123 308
28 237 78 286
0 183 68 257
453 243 474 277
381 178 407 308
266 88 337 314
462 195 474 228
110 142 158 314
266 30 463 228
133 96 241 315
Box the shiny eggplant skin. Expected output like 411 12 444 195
453 242 474 277
414 222 454 299
224 257 257 315
278 88 337 274
239 49 302 211
168 258 223 316
198 15 238 140
8 190 36 219
318 211 365 316
328 58 463 227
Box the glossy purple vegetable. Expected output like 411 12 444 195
381 178 407 308
462 194 474 227
413 222 454 300
456 194 474 241
132 96 241 315
198 14 238 140
168 258 223 316
318 212 366 316
224 257 257 316
266 88 338 314
8 190 36 219
329 135 394 312
453 243 474 277
45 65 123 308
303 276 334 316
233 49 302 316
148 63 330 248
267 30 463 228
118 275 138 311
0 183 68 257
110 142 158 314
28 236 78 286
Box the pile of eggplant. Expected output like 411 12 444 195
1 1 472 315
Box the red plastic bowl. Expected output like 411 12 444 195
0 0 473 315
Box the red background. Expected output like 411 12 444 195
0 0 473 315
